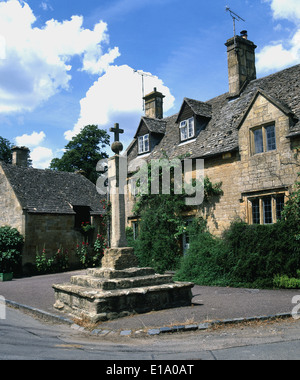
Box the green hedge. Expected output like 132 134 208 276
175 218 300 289
223 220 300 288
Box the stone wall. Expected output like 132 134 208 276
0 165 25 234
22 213 103 268
200 152 242 235
202 94 299 234
238 93 297 193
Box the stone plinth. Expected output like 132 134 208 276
53 248 194 323
101 247 138 270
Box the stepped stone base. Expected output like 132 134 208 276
53 248 194 323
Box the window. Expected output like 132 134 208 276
250 194 285 225
73 206 91 229
138 134 150 154
252 199 260 224
266 125 276 151
263 197 272 224
254 129 263 154
251 124 276 155
180 117 195 141
132 221 139 240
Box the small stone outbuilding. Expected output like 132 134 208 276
0 147 104 272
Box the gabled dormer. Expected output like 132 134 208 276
134 117 166 155
176 98 212 143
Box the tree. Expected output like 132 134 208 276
50 125 110 183
0 137 12 164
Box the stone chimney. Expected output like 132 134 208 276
12 146 29 167
143 88 165 119
225 31 257 97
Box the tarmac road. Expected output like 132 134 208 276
1 306 300 360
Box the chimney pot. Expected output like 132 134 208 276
240 30 248 39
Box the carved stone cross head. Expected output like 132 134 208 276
110 123 124 154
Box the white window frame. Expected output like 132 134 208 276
138 134 150 154
180 117 195 141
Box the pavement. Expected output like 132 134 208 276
1 269 299 337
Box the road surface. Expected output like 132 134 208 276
1 306 300 361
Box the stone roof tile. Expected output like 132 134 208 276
0 162 104 215
128 63 300 162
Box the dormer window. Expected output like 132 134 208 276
180 117 195 141
138 134 150 154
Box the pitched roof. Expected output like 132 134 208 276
128 63 300 162
0 162 104 215
134 117 167 138
176 98 212 121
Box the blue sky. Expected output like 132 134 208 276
0 0 300 168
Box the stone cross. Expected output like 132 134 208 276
108 123 128 248
102 123 138 270
110 123 124 143
110 123 124 155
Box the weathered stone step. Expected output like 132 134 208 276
87 267 156 279
53 281 194 323
70 273 174 290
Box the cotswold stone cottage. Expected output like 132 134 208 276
0 147 104 271
126 33 300 248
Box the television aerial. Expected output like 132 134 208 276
133 70 156 111
226 6 245 50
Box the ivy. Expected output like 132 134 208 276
131 156 223 273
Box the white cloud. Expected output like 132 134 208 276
65 65 175 141
15 130 53 168
15 131 46 147
257 0 300 73
0 0 120 113
81 47 121 75
0 35 6 60
30 146 53 169
265 0 300 21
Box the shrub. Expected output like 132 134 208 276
35 245 54 274
175 218 231 286
133 195 184 273
281 176 300 239
0 226 24 274
75 239 104 269
131 156 224 274
273 272 300 289
176 177 300 289
36 245 70 274
221 219 300 288
54 246 69 272
175 215 300 289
